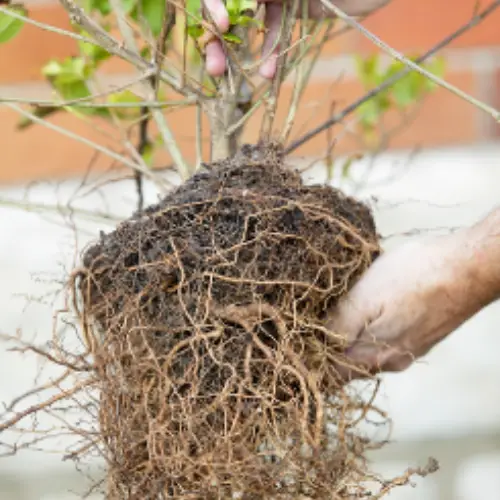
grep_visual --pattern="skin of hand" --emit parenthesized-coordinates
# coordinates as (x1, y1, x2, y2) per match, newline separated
(202, 0, 391, 78)
(326, 207, 500, 380)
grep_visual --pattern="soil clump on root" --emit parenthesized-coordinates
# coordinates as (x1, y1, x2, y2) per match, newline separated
(77, 143, 382, 499)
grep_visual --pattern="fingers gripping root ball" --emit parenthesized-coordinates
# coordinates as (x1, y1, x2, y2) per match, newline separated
(76, 143, 381, 499)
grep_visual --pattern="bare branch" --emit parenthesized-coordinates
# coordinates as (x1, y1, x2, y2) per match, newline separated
(135, 109, 150, 211)
(107, 0, 192, 179)
(5, 103, 161, 182)
(0, 96, 195, 108)
(286, 0, 500, 154)
(0, 5, 103, 45)
(57, 0, 191, 95)
(259, 0, 299, 140)
(0, 198, 121, 224)
(281, 20, 333, 142)
(226, 23, 327, 138)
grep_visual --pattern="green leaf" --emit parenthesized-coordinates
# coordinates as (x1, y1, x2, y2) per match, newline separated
(355, 54, 380, 88)
(17, 106, 61, 131)
(141, 142, 154, 167)
(358, 99, 380, 130)
(79, 38, 111, 66)
(232, 14, 263, 28)
(58, 80, 92, 101)
(59, 81, 110, 118)
(85, 0, 112, 15)
(325, 157, 335, 182)
(42, 57, 110, 118)
(226, 0, 241, 15)
(154, 133, 164, 147)
(392, 74, 420, 108)
(422, 56, 446, 91)
(140, 46, 152, 59)
(223, 33, 242, 44)
(0, 6, 26, 44)
(136, 0, 166, 36)
(107, 89, 143, 119)
(42, 57, 90, 84)
(226, 0, 256, 16)
(240, 0, 257, 11)
(341, 157, 355, 179)
(186, 0, 202, 27)
(187, 25, 203, 38)
(122, 0, 138, 14)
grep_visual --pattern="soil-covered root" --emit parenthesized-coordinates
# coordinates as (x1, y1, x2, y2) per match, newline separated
(75, 143, 383, 499)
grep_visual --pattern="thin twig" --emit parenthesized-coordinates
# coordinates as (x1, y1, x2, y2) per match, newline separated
(206, 7, 257, 161)
(259, 0, 298, 141)
(0, 96, 195, 108)
(2, 3, 193, 96)
(109, 0, 136, 52)
(107, 0, 192, 179)
(321, 0, 500, 121)
(0, 6, 100, 45)
(0, 198, 122, 223)
(0, 72, 188, 109)
(226, 21, 326, 138)
(4, 103, 156, 179)
(286, 0, 500, 154)
(153, 0, 176, 93)
(135, 108, 150, 211)
(109, 0, 148, 206)
(57, 0, 190, 95)
(281, 12, 313, 142)
(195, 66, 204, 169)
(281, 20, 333, 142)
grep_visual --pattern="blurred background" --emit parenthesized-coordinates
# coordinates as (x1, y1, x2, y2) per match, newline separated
(1, 0, 500, 498)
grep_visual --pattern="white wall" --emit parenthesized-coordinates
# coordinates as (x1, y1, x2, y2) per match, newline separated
(1, 141, 500, 499)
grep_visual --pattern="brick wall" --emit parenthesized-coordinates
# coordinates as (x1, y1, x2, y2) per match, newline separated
(1, 0, 500, 185)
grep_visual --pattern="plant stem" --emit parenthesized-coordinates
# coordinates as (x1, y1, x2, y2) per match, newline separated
(286, 0, 500, 154)
(135, 108, 149, 211)
(56, 0, 191, 95)
(5, 103, 154, 179)
(226, 21, 326, 138)
(208, 21, 254, 161)
(107, 0, 191, 180)
(259, 0, 299, 141)
(281, 20, 332, 142)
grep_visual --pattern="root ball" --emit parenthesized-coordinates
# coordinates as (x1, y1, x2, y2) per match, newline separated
(77, 143, 381, 499)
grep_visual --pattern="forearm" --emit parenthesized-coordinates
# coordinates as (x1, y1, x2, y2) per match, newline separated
(458, 207, 500, 312)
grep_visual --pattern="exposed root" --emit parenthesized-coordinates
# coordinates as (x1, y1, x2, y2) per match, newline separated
(0, 143, 438, 499)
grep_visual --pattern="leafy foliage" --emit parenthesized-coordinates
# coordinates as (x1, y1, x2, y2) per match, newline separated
(355, 53, 446, 132)
(0, 0, 444, 162)
(0, 5, 26, 44)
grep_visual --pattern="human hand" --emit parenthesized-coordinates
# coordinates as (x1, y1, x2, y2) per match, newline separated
(202, 0, 391, 79)
(326, 227, 491, 380)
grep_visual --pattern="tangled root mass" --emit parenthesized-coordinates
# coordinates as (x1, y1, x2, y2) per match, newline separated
(78, 143, 382, 499)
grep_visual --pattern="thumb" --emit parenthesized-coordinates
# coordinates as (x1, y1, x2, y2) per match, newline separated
(259, 2, 282, 79)
(325, 294, 370, 346)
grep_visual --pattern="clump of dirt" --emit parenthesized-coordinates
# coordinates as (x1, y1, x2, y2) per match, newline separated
(76, 143, 382, 499)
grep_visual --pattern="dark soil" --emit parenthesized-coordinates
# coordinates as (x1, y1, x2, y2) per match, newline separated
(77, 143, 381, 499)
